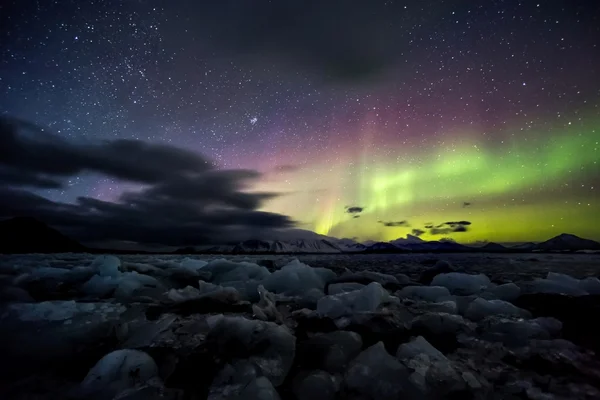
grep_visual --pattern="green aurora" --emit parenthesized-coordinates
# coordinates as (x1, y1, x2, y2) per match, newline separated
(259, 116, 599, 243)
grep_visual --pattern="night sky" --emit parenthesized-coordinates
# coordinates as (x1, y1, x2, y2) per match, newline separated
(1, 0, 599, 245)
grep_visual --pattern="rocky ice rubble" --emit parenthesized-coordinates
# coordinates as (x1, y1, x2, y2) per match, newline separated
(1, 254, 600, 399)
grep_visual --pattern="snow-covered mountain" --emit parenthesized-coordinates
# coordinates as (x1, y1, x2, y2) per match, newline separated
(228, 239, 342, 253)
(535, 233, 600, 251)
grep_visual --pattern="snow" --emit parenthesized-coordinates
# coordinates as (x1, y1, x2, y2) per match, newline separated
(317, 282, 393, 318)
(431, 272, 491, 295)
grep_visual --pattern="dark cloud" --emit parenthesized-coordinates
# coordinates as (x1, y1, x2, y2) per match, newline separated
(428, 220, 472, 235)
(0, 117, 211, 185)
(444, 221, 472, 226)
(411, 229, 425, 237)
(345, 206, 364, 214)
(193, 0, 442, 81)
(439, 238, 456, 243)
(379, 220, 410, 227)
(0, 117, 294, 245)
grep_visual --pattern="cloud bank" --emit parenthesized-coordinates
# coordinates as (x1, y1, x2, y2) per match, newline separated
(0, 117, 295, 246)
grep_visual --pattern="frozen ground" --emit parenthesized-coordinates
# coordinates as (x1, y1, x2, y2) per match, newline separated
(1, 252, 600, 399)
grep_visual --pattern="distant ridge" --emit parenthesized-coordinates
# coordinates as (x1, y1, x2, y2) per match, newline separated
(0, 217, 85, 253)
(2, 216, 599, 254)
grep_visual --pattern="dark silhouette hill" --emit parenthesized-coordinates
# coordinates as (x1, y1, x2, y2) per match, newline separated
(0, 217, 85, 253)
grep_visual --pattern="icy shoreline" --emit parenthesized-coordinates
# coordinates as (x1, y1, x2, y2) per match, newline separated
(1, 253, 600, 399)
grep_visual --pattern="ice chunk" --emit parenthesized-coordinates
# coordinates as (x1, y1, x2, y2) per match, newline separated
(329, 282, 365, 295)
(410, 313, 469, 336)
(208, 361, 258, 400)
(81, 274, 118, 297)
(344, 341, 415, 400)
(179, 257, 208, 272)
(239, 376, 281, 400)
(204, 259, 271, 284)
(528, 277, 588, 296)
(114, 272, 164, 300)
(465, 298, 531, 321)
(206, 315, 296, 386)
(263, 259, 334, 298)
(297, 331, 363, 373)
(293, 370, 337, 400)
(345, 270, 399, 286)
(579, 277, 600, 294)
(91, 255, 122, 278)
(80, 349, 158, 396)
(546, 272, 580, 286)
(398, 285, 451, 302)
(208, 361, 281, 400)
(489, 283, 521, 302)
(431, 272, 490, 295)
(31, 267, 71, 280)
(480, 317, 554, 346)
(252, 285, 283, 323)
(397, 336, 447, 362)
(4, 300, 85, 321)
(317, 282, 392, 319)
(532, 317, 562, 336)
(419, 260, 456, 284)
(218, 279, 262, 302)
(396, 336, 465, 395)
(165, 286, 201, 302)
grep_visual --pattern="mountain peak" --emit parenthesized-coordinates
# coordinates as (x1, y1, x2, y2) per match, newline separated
(537, 233, 600, 251)
(390, 234, 424, 245)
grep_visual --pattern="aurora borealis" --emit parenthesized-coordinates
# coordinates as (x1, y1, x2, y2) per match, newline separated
(1, 0, 599, 245)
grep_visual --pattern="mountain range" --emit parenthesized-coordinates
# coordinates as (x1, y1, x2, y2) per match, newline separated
(1, 217, 599, 254)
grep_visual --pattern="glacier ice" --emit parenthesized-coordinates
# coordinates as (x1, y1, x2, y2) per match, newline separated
(81, 349, 158, 396)
(488, 283, 521, 301)
(204, 259, 271, 284)
(317, 282, 393, 319)
(464, 298, 531, 321)
(398, 285, 451, 302)
(263, 258, 335, 298)
(344, 341, 414, 400)
(206, 315, 296, 386)
(91, 255, 122, 278)
(397, 335, 447, 362)
(431, 272, 491, 295)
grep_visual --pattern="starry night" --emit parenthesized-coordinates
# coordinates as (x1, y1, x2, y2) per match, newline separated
(1, 1, 600, 399)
